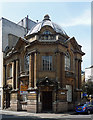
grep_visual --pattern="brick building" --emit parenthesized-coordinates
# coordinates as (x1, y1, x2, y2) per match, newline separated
(3, 15, 85, 113)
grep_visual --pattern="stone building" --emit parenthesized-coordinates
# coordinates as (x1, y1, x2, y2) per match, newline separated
(3, 15, 85, 113)
(85, 66, 93, 82)
(0, 16, 36, 110)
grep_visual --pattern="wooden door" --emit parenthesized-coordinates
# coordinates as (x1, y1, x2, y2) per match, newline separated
(6, 93, 10, 108)
(42, 91, 52, 111)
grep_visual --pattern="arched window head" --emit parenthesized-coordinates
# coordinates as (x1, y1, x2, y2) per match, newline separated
(43, 30, 51, 35)
(65, 52, 71, 71)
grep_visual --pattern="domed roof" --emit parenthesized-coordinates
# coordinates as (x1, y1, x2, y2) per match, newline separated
(26, 14, 67, 36)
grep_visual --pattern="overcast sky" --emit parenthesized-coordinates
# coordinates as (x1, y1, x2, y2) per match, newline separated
(0, 1, 91, 71)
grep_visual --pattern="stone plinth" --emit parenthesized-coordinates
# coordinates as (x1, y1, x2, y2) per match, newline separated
(27, 89, 37, 113)
(53, 102, 57, 113)
(53, 101, 68, 113)
(57, 101, 68, 112)
(10, 90, 21, 111)
(38, 102, 42, 113)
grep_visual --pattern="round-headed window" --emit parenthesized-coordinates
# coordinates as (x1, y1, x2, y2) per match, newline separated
(65, 52, 71, 71)
(43, 30, 51, 35)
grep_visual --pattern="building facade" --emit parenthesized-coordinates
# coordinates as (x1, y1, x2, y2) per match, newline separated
(85, 66, 93, 82)
(3, 15, 85, 113)
(0, 16, 36, 110)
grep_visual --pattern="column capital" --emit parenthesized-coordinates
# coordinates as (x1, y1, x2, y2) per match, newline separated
(15, 59, 19, 61)
(28, 49, 39, 56)
(55, 49, 65, 55)
(75, 58, 82, 62)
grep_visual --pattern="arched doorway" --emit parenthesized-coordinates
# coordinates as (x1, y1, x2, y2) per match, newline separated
(37, 77, 58, 112)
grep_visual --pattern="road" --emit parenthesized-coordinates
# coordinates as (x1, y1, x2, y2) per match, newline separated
(0, 110, 93, 120)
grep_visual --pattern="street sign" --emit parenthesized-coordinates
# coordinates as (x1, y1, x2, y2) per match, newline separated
(20, 84, 28, 95)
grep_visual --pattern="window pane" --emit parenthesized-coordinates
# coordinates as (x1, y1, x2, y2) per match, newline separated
(42, 56, 52, 71)
(24, 54, 29, 71)
(66, 85, 72, 102)
(43, 30, 51, 35)
(8, 64, 12, 77)
(65, 53, 70, 71)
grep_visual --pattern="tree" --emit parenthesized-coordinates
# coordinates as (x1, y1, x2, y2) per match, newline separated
(82, 80, 93, 96)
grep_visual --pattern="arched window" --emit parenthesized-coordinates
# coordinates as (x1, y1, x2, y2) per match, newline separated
(8, 64, 12, 78)
(24, 54, 29, 71)
(65, 52, 71, 71)
(43, 30, 51, 35)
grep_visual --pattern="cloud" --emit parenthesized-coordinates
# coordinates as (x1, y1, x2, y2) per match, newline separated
(60, 9, 91, 27)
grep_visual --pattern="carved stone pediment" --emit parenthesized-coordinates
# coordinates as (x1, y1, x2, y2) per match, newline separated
(37, 77, 58, 87)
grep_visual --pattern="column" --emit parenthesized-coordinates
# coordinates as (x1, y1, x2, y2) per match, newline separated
(20, 54, 25, 73)
(75, 59, 78, 89)
(3, 65, 7, 109)
(78, 60, 81, 89)
(61, 52, 65, 88)
(29, 54, 34, 88)
(34, 52, 37, 88)
(6, 63, 9, 82)
(16, 60, 19, 90)
(79, 60, 81, 89)
(4, 65, 7, 85)
(27, 52, 38, 113)
(10, 60, 20, 111)
(12, 62, 14, 90)
(56, 52, 61, 88)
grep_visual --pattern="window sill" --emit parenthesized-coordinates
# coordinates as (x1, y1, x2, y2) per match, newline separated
(39, 70, 55, 72)
(20, 101, 27, 104)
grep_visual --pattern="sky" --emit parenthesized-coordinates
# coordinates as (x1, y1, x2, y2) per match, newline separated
(0, 1, 91, 71)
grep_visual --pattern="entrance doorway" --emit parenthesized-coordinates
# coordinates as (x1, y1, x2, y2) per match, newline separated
(42, 91, 52, 111)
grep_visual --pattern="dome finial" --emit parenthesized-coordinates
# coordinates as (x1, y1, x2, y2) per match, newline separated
(43, 14, 51, 21)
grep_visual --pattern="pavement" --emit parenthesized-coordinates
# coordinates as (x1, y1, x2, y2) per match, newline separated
(0, 110, 92, 120)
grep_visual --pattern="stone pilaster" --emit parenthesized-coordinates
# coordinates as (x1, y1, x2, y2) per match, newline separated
(34, 52, 38, 88)
(61, 53, 65, 88)
(56, 52, 61, 88)
(78, 60, 81, 89)
(29, 54, 34, 88)
(55, 51, 65, 88)
(6, 63, 9, 82)
(3, 65, 6, 109)
(4, 65, 7, 86)
(27, 52, 38, 113)
(12, 62, 14, 90)
(21, 54, 25, 73)
(27, 89, 37, 113)
(75, 59, 78, 89)
(10, 91, 21, 111)
(16, 60, 19, 90)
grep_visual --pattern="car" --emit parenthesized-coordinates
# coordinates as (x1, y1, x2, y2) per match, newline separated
(75, 102, 93, 114)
